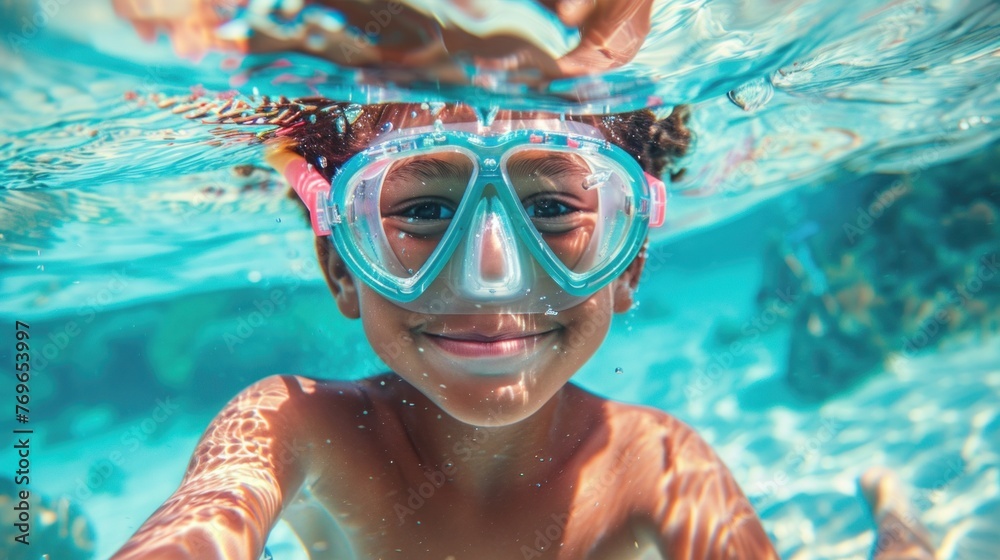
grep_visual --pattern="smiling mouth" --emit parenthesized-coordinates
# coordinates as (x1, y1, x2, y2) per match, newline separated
(423, 330, 557, 359)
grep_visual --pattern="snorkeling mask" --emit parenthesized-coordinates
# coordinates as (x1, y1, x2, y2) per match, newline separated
(290, 119, 667, 314)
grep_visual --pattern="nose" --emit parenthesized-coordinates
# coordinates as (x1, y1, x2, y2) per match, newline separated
(454, 196, 529, 301)
(479, 212, 510, 281)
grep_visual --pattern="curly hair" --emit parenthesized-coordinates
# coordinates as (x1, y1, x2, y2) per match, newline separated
(267, 100, 692, 183)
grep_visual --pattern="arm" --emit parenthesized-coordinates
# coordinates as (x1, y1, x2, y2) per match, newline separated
(652, 422, 779, 560)
(112, 375, 315, 559)
(113, 0, 652, 79)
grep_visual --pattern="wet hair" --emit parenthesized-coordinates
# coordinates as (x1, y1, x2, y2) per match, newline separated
(214, 99, 692, 220)
(267, 100, 692, 183)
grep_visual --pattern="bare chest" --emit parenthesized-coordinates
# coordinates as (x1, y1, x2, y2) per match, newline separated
(289, 466, 661, 560)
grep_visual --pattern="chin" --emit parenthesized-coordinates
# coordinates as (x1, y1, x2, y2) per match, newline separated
(440, 403, 545, 427)
(420, 372, 563, 426)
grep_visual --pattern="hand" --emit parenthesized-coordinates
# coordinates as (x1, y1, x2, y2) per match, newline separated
(112, 0, 249, 60)
(299, 0, 657, 79)
(113, 0, 655, 80)
(539, 0, 656, 77)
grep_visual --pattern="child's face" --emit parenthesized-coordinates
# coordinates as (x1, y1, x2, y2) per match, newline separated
(313, 116, 649, 426)
(317, 241, 643, 426)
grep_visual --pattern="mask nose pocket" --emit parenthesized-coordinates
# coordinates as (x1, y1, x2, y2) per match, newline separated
(453, 196, 532, 301)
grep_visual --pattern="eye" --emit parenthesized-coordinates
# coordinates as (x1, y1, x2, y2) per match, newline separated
(524, 198, 575, 219)
(397, 200, 456, 221)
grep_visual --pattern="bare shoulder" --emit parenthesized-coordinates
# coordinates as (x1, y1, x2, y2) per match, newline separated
(193, 375, 376, 473)
(559, 387, 730, 474)
(231, 374, 376, 419)
(596, 399, 778, 559)
(597, 398, 708, 459)
(208, 374, 360, 438)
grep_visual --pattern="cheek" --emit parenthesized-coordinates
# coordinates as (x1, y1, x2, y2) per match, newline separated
(561, 291, 614, 354)
(381, 224, 440, 273)
(357, 288, 416, 365)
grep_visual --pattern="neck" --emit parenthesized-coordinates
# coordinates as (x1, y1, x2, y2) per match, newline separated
(386, 377, 601, 500)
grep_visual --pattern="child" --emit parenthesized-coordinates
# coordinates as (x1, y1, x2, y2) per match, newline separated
(112, 102, 935, 559)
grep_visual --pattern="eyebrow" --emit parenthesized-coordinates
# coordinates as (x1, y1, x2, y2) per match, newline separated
(507, 153, 589, 179)
(390, 157, 473, 182)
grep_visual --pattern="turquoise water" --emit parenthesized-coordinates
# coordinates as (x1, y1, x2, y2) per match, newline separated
(1, 0, 999, 558)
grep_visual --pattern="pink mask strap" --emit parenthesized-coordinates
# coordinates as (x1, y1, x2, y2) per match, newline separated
(645, 172, 668, 228)
(285, 159, 332, 236)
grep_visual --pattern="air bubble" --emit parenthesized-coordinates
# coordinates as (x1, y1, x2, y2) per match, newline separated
(317, 155, 328, 169)
(615, 367, 624, 375)
(728, 77, 774, 112)
(344, 104, 363, 124)
(381, 122, 394, 133)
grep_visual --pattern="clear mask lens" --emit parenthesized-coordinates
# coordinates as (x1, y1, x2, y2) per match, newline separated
(331, 130, 653, 314)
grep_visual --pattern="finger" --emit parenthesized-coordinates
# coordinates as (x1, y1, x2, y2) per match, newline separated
(133, 22, 160, 42)
(169, 23, 214, 61)
(534, 0, 595, 28)
(556, 0, 653, 76)
(556, 0, 596, 27)
(470, 44, 561, 83)
(243, 23, 383, 66)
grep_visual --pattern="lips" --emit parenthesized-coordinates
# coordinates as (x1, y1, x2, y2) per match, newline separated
(423, 330, 556, 359)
